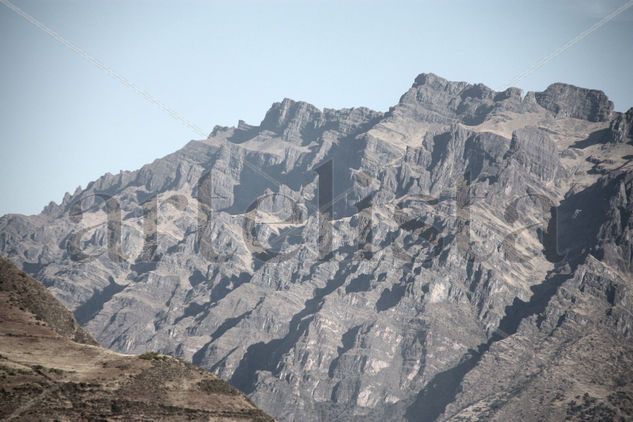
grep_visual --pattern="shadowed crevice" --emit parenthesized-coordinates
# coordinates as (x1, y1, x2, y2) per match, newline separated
(404, 176, 618, 421)
(74, 277, 125, 325)
(230, 247, 359, 393)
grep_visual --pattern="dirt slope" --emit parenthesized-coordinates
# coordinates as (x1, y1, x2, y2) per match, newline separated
(0, 257, 273, 421)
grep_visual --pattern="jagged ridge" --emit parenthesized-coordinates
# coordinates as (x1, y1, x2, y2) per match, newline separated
(1, 72, 633, 421)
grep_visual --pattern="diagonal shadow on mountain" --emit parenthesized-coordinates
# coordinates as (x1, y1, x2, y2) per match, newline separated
(404, 176, 618, 422)
(74, 277, 125, 325)
(231, 245, 361, 393)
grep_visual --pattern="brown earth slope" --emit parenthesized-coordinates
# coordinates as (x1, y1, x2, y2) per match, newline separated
(0, 257, 273, 421)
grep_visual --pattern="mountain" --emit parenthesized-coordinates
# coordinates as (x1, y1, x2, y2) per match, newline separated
(0, 257, 273, 421)
(1, 72, 633, 421)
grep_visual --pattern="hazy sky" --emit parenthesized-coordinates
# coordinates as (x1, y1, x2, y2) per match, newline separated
(1, 0, 633, 215)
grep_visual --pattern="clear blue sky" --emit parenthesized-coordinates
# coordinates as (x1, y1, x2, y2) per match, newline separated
(1, 0, 632, 215)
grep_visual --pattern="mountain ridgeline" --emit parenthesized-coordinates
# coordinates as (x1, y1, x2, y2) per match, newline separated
(2, 73, 633, 421)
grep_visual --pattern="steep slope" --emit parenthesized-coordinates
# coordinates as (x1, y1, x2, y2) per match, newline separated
(436, 172, 633, 421)
(0, 257, 273, 421)
(1, 73, 632, 421)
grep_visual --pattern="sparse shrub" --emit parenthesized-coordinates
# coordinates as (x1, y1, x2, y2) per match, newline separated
(111, 401, 123, 413)
(138, 352, 165, 361)
(198, 378, 238, 395)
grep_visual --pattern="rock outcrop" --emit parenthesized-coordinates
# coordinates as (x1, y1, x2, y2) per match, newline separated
(1, 73, 632, 421)
(535, 82, 614, 122)
(608, 108, 633, 144)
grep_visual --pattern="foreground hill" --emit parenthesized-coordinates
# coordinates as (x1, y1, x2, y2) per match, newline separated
(2, 73, 633, 420)
(0, 257, 273, 421)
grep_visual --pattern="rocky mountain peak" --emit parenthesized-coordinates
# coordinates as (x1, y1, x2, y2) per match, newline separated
(2, 72, 633, 422)
(411, 72, 471, 95)
(259, 98, 323, 135)
(396, 73, 499, 125)
(535, 82, 614, 122)
(494, 86, 523, 101)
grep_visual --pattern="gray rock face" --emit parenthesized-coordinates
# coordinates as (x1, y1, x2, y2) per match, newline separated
(1, 73, 632, 421)
(437, 172, 633, 421)
(535, 82, 614, 122)
(607, 108, 633, 144)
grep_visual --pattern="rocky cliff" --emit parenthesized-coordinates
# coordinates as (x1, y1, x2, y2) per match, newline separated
(1, 73, 632, 421)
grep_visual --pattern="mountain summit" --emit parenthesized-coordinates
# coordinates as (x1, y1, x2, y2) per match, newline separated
(1, 73, 633, 421)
